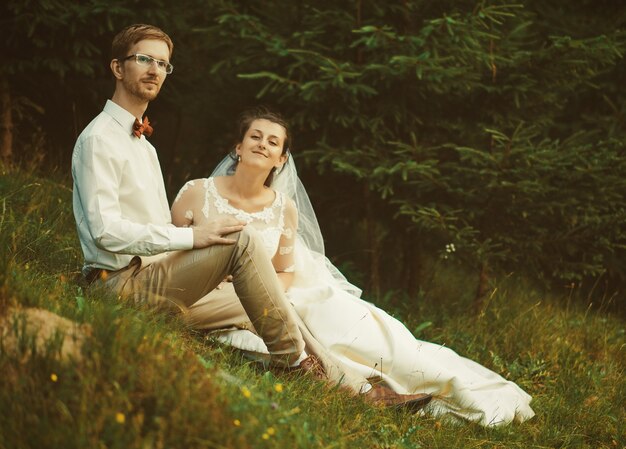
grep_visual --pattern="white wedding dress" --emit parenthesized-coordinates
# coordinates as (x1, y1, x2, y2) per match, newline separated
(177, 176, 535, 427)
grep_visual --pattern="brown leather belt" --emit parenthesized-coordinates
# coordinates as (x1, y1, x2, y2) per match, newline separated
(84, 258, 140, 286)
(84, 268, 109, 285)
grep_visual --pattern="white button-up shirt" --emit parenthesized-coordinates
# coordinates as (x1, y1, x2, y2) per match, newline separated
(72, 100, 193, 274)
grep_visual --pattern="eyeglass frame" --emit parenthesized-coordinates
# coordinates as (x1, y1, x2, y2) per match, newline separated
(119, 53, 174, 74)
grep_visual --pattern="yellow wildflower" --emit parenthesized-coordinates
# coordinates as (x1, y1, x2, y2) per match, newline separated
(50, 373, 58, 382)
(241, 386, 252, 398)
(262, 433, 270, 440)
(267, 427, 276, 436)
(233, 419, 241, 427)
(115, 412, 126, 424)
(274, 383, 283, 393)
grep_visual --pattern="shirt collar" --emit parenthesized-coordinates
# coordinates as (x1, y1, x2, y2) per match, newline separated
(103, 100, 141, 136)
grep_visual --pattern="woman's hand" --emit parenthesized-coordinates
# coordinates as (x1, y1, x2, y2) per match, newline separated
(276, 271, 294, 292)
(216, 275, 234, 290)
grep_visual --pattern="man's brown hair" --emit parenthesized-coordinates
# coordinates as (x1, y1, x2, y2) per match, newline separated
(111, 24, 173, 60)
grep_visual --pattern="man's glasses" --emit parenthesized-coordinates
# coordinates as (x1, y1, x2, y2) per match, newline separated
(121, 53, 173, 74)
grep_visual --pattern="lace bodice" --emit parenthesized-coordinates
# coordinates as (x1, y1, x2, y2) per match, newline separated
(206, 177, 289, 257)
(173, 177, 296, 271)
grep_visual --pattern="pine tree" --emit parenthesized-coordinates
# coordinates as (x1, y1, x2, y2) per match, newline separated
(202, 0, 626, 300)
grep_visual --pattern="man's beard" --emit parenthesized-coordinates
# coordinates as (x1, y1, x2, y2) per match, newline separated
(124, 77, 160, 102)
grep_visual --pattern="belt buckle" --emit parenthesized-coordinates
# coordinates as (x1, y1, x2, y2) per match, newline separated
(85, 268, 104, 284)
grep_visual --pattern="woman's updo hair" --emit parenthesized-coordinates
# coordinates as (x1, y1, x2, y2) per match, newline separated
(236, 107, 291, 187)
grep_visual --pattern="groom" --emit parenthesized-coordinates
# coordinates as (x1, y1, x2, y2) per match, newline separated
(71, 24, 309, 369)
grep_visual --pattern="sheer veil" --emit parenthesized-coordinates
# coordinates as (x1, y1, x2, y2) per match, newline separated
(210, 154, 362, 297)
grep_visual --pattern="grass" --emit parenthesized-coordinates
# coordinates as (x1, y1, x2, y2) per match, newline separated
(0, 167, 625, 448)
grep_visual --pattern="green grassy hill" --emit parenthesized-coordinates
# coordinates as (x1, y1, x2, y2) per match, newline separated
(1, 168, 624, 448)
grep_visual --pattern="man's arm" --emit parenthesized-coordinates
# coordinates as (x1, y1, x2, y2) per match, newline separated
(73, 135, 193, 255)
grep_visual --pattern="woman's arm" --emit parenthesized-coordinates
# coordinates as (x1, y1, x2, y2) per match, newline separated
(272, 198, 298, 291)
(171, 180, 201, 227)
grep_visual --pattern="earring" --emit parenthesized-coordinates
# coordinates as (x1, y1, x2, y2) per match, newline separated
(237, 155, 242, 163)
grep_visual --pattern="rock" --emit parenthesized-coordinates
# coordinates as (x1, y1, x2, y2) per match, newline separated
(0, 307, 91, 362)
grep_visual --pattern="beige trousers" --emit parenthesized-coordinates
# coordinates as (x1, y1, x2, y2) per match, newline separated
(198, 283, 369, 393)
(100, 227, 305, 367)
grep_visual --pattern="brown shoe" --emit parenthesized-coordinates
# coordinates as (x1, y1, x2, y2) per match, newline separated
(365, 384, 432, 413)
(278, 354, 328, 381)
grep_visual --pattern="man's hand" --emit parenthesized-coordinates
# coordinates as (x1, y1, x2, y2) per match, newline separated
(192, 217, 246, 248)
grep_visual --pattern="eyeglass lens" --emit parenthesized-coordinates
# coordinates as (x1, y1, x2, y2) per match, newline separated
(133, 54, 173, 74)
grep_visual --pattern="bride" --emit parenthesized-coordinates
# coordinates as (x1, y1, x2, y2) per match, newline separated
(171, 109, 535, 427)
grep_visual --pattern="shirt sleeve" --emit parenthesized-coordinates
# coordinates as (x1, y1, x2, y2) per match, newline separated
(73, 135, 194, 255)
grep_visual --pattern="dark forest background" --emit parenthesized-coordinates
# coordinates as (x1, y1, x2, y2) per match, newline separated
(1, 0, 625, 308)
